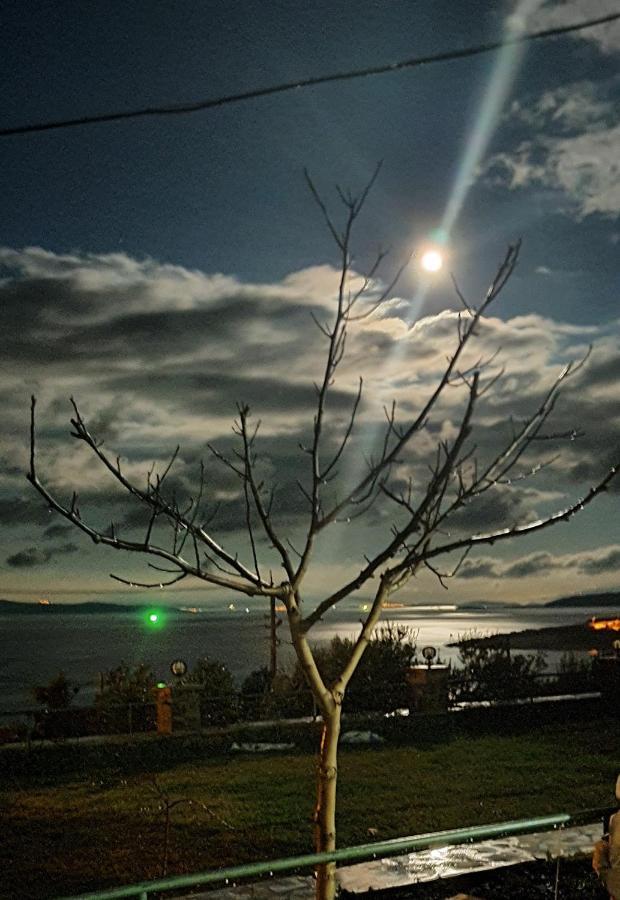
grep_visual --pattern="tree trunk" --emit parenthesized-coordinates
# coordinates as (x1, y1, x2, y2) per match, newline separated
(314, 702, 341, 900)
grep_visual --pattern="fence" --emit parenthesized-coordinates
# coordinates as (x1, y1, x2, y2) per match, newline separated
(55, 807, 612, 899)
(448, 667, 600, 705)
(0, 702, 157, 745)
(0, 667, 605, 745)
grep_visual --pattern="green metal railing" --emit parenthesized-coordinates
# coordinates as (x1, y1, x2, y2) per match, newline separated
(56, 808, 610, 900)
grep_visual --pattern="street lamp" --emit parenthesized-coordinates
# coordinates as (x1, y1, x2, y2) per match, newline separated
(421, 645, 437, 669)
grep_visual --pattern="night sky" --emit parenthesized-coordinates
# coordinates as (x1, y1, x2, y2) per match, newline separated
(1, 0, 619, 606)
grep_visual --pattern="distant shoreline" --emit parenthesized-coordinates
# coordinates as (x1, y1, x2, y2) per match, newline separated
(448, 618, 620, 652)
(0, 599, 180, 616)
(2, 588, 620, 614)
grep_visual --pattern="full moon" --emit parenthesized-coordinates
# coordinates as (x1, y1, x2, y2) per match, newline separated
(421, 249, 443, 273)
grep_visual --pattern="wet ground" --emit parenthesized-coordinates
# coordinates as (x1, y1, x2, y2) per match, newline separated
(181, 822, 606, 900)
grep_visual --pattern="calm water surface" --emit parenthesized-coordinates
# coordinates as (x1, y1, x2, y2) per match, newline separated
(0, 602, 611, 711)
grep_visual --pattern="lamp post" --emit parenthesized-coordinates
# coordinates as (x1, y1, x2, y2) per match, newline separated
(421, 645, 437, 669)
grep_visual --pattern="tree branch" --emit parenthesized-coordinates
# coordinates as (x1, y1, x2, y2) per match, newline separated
(420, 464, 619, 565)
(28, 397, 283, 598)
(302, 372, 479, 631)
(318, 242, 521, 530)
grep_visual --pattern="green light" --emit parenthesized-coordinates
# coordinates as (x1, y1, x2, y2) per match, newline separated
(144, 608, 166, 629)
(156, 682, 167, 689)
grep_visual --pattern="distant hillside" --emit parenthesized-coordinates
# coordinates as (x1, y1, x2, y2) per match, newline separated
(449, 620, 619, 652)
(545, 591, 620, 609)
(0, 600, 179, 615)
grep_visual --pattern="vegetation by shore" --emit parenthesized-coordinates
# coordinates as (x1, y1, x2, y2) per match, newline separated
(2, 706, 618, 899)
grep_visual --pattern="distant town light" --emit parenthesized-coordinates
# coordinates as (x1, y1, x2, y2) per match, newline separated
(588, 617, 620, 632)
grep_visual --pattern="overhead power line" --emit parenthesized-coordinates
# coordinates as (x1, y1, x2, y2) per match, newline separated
(1, 11, 618, 139)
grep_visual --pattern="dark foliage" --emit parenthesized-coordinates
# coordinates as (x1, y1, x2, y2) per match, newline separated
(240, 666, 277, 720)
(553, 650, 597, 694)
(451, 640, 547, 702)
(33, 670, 79, 709)
(188, 657, 239, 726)
(97, 662, 156, 705)
(274, 624, 418, 716)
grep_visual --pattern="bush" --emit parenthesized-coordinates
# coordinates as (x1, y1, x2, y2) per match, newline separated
(552, 651, 596, 694)
(237, 666, 316, 721)
(31, 671, 82, 740)
(96, 662, 156, 705)
(33, 671, 79, 709)
(188, 657, 239, 726)
(239, 666, 272, 720)
(451, 639, 547, 703)
(284, 623, 417, 715)
(0, 721, 29, 745)
(269, 671, 316, 718)
(93, 662, 157, 735)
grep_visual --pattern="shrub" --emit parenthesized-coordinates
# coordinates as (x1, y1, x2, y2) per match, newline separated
(240, 666, 275, 720)
(94, 662, 157, 734)
(285, 623, 417, 715)
(188, 658, 239, 726)
(97, 662, 156, 705)
(31, 671, 82, 739)
(553, 651, 596, 694)
(0, 721, 29, 745)
(451, 640, 547, 703)
(33, 670, 79, 709)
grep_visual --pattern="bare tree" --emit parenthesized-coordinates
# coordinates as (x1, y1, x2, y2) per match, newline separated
(28, 169, 618, 900)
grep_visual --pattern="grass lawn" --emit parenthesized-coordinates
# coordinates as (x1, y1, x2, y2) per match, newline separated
(2, 713, 618, 899)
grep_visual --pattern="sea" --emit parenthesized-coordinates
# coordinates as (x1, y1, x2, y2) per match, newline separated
(0, 601, 614, 714)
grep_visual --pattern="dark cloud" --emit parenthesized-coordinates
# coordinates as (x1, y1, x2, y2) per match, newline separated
(458, 552, 560, 581)
(86, 404, 124, 442)
(106, 371, 356, 416)
(502, 552, 556, 579)
(0, 255, 333, 370)
(575, 353, 620, 391)
(458, 544, 620, 581)
(6, 546, 51, 567)
(565, 448, 620, 495)
(6, 541, 79, 568)
(458, 558, 501, 579)
(42, 523, 73, 539)
(577, 547, 620, 575)
(0, 456, 22, 477)
(55, 541, 79, 555)
(448, 486, 539, 534)
(0, 496, 53, 527)
(116, 430, 321, 537)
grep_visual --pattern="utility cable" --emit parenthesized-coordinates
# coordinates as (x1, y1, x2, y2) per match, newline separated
(1, 10, 618, 138)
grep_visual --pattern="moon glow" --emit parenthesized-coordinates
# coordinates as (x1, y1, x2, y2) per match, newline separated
(421, 249, 443, 273)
